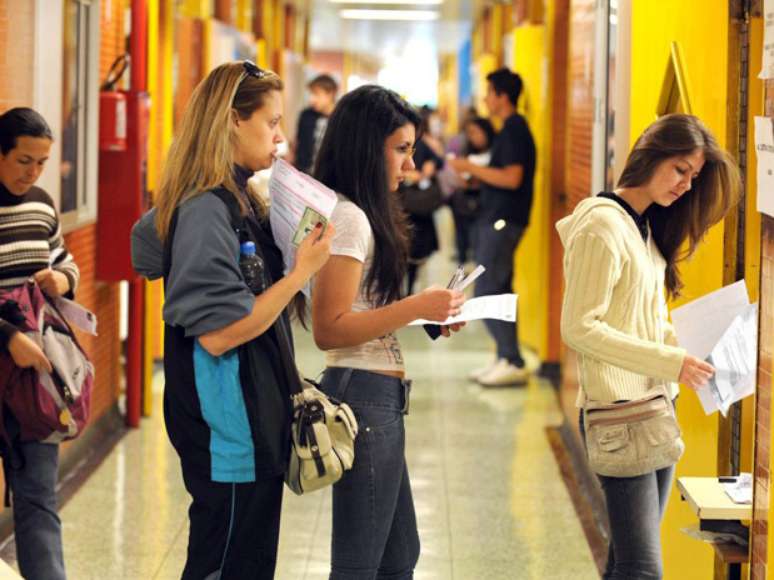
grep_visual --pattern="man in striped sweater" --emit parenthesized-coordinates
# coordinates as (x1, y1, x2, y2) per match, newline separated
(0, 107, 79, 580)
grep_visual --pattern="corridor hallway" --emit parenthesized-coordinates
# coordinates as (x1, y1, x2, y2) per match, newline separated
(0, 216, 597, 579)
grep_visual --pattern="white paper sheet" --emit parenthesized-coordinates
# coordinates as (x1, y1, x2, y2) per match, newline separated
(698, 303, 758, 416)
(722, 473, 753, 505)
(54, 297, 98, 336)
(268, 159, 338, 293)
(409, 293, 517, 326)
(755, 116, 774, 218)
(671, 280, 750, 360)
(761, 0, 774, 79)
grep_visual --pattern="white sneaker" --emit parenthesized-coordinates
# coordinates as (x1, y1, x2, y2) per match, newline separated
(478, 359, 530, 387)
(468, 359, 500, 381)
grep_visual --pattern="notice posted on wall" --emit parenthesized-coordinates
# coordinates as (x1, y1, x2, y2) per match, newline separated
(762, 0, 774, 79)
(268, 159, 338, 294)
(754, 116, 774, 218)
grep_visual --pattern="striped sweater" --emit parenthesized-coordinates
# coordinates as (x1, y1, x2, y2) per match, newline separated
(0, 183, 80, 348)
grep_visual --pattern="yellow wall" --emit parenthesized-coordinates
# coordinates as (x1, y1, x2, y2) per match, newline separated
(512, 24, 550, 360)
(630, 1, 729, 577)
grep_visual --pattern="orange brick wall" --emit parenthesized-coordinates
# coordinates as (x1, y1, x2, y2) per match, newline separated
(753, 216, 774, 578)
(62, 226, 122, 425)
(0, 0, 125, 426)
(100, 0, 127, 87)
(0, 0, 34, 110)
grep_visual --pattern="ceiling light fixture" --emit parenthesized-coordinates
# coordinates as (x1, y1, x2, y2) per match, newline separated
(331, 0, 442, 4)
(339, 9, 440, 20)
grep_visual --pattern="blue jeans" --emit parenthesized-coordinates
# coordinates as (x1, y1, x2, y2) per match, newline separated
(473, 220, 525, 367)
(6, 441, 66, 580)
(320, 368, 420, 580)
(580, 411, 673, 579)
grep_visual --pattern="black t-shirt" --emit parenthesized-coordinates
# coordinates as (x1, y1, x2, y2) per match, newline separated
(414, 138, 444, 171)
(480, 113, 536, 226)
(294, 107, 322, 174)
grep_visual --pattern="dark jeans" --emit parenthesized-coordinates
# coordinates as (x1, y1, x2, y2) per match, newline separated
(473, 220, 525, 367)
(6, 441, 65, 580)
(452, 212, 475, 266)
(320, 368, 420, 580)
(579, 412, 674, 579)
(180, 468, 283, 580)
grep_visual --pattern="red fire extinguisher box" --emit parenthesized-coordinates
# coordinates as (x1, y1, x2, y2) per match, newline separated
(96, 90, 150, 282)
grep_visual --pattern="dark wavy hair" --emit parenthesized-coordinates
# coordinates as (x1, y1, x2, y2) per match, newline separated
(486, 68, 523, 106)
(313, 85, 420, 305)
(0, 107, 53, 154)
(618, 114, 741, 298)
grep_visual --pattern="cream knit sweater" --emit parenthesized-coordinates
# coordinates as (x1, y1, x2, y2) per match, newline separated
(556, 196, 686, 406)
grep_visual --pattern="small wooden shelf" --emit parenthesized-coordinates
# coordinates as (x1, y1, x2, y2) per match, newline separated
(677, 477, 752, 521)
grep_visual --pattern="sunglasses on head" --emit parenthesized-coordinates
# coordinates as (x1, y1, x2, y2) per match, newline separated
(242, 60, 267, 80)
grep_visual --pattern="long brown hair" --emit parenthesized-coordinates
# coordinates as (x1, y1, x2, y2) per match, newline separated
(154, 62, 283, 240)
(617, 114, 741, 298)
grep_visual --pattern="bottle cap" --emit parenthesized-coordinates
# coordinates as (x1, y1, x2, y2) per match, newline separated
(240, 241, 256, 255)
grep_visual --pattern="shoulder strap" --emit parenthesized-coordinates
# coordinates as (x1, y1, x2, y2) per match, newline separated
(162, 189, 244, 281)
(209, 187, 246, 241)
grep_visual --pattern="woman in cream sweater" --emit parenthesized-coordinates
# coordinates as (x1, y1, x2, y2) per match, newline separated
(557, 114, 740, 579)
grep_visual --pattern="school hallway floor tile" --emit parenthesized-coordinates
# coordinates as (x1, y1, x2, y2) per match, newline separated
(0, 222, 598, 579)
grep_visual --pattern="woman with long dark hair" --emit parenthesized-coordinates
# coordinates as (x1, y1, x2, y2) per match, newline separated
(558, 113, 741, 579)
(131, 61, 332, 579)
(311, 86, 465, 579)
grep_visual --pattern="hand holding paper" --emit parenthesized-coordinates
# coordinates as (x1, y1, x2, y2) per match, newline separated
(412, 294, 518, 327)
(268, 159, 338, 295)
(671, 280, 758, 416)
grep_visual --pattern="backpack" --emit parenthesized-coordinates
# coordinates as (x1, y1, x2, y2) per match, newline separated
(0, 281, 93, 443)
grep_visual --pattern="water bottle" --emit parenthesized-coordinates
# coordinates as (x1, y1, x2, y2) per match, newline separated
(239, 241, 265, 295)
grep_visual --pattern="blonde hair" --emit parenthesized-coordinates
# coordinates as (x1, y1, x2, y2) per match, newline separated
(154, 61, 283, 240)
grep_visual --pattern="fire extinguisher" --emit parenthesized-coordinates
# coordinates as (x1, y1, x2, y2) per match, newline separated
(99, 54, 130, 152)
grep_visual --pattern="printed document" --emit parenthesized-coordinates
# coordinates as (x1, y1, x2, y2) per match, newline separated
(671, 281, 758, 415)
(410, 294, 517, 326)
(761, 0, 774, 79)
(755, 116, 774, 218)
(701, 303, 758, 417)
(268, 159, 338, 292)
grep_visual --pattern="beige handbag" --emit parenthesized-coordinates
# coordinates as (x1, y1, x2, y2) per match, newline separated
(583, 386, 684, 478)
(285, 379, 359, 495)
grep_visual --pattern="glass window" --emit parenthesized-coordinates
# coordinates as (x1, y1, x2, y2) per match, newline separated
(61, 0, 91, 216)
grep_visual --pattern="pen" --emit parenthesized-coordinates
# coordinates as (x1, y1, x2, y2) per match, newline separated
(448, 266, 464, 290)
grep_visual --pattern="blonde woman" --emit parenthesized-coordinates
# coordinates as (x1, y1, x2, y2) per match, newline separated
(131, 61, 332, 579)
(558, 114, 740, 579)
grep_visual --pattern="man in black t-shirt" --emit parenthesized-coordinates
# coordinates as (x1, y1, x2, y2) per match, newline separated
(448, 67, 536, 386)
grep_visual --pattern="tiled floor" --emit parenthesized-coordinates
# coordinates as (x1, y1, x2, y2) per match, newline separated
(48, 323, 596, 579)
(4, 214, 599, 579)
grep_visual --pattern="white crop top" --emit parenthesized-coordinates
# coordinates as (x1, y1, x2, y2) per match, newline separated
(319, 196, 405, 373)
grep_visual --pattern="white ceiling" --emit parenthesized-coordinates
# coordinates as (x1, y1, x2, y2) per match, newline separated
(305, 0, 475, 59)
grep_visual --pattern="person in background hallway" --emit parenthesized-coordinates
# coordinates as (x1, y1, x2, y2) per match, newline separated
(557, 114, 740, 580)
(0, 107, 80, 580)
(131, 61, 332, 579)
(445, 105, 478, 158)
(403, 106, 444, 295)
(312, 85, 465, 580)
(448, 67, 536, 387)
(449, 116, 496, 267)
(294, 73, 339, 174)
